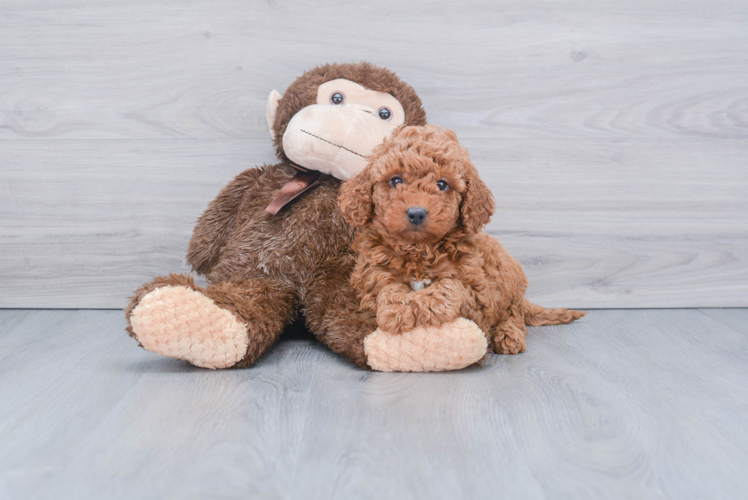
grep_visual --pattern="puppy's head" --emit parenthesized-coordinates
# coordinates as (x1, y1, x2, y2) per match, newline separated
(339, 125, 495, 244)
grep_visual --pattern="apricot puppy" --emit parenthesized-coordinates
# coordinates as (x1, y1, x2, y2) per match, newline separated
(339, 125, 584, 355)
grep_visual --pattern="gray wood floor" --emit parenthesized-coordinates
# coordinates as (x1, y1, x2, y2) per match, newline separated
(1, 309, 746, 499)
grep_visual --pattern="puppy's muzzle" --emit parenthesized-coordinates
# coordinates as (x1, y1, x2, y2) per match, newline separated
(406, 207, 428, 226)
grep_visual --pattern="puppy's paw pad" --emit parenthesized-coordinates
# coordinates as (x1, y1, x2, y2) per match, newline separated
(363, 318, 487, 372)
(130, 286, 248, 369)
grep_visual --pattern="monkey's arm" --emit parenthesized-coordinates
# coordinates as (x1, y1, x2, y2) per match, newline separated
(186, 168, 260, 276)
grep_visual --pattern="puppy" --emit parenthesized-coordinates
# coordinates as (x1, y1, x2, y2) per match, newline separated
(338, 125, 584, 355)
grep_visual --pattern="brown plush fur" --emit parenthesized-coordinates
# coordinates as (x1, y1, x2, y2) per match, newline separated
(126, 63, 426, 369)
(339, 125, 585, 354)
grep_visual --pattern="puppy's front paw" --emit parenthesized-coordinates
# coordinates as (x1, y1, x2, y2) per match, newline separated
(376, 304, 417, 334)
(417, 301, 461, 328)
(413, 286, 463, 328)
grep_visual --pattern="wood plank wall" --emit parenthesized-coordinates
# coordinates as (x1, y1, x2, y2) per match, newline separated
(1, 0, 746, 308)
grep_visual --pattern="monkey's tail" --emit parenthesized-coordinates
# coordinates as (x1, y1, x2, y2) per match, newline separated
(523, 299, 586, 326)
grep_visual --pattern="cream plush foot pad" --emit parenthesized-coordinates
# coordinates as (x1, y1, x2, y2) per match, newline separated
(130, 286, 249, 369)
(363, 318, 488, 372)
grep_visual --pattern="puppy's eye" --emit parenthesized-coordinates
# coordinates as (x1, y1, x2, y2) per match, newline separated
(330, 92, 344, 105)
(390, 176, 403, 188)
(436, 180, 449, 191)
(378, 107, 392, 121)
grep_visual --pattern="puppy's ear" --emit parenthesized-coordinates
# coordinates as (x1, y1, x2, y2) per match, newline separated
(460, 162, 495, 234)
(338, 165, 375, 227)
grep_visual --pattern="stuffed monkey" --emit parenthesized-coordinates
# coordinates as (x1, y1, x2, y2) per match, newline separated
(125, 62, 489, 372)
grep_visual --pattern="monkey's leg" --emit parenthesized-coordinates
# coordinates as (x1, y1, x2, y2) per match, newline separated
(304, 271, 488, 372)
(303, 275, 376, 369)
(126, 274, 296, 369)
(362, 319, 488, 372)
(490, 305, 529, 355)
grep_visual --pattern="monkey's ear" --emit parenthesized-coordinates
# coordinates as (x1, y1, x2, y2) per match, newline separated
(338, 166, 375, 228)
(460, 162, 495, 235)
(266, 90, 282, 140)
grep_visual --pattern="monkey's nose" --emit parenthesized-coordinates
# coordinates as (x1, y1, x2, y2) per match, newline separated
(406, 207, 428, 225)
(347, 103, 376, 114)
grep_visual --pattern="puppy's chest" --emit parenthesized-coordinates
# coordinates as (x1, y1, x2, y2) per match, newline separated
(394, 261, 453, 292)
(409, 277, 431, 292)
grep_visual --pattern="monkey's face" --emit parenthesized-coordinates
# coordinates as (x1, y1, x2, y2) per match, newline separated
(275, 79, 406, 180)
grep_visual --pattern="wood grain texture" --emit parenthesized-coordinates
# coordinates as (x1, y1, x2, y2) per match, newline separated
(1, 139, 745, 308)
(0, 309, 747, 499)
(0, 0, 746, 308)
(1, 0, 746, 141)
(698, 308, 748, 334)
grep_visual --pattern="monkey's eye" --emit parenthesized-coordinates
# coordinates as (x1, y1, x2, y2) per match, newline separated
(390, 176, 403, 188)
(378, 107, 392, 121)
(436, 180, 449, 191)
(330, 92, 344, 105)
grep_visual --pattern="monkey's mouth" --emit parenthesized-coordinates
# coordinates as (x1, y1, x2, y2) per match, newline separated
(300, 129, 366, 159)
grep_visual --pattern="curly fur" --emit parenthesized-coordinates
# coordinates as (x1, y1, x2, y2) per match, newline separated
(339, 125, 585, 354)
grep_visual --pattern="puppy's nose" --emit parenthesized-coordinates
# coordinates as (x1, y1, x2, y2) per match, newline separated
(406, 207, 428, 225)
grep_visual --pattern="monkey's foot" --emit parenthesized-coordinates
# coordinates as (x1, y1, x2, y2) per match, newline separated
(129, 286, 248, 369)
(363, 318, 488, 372)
